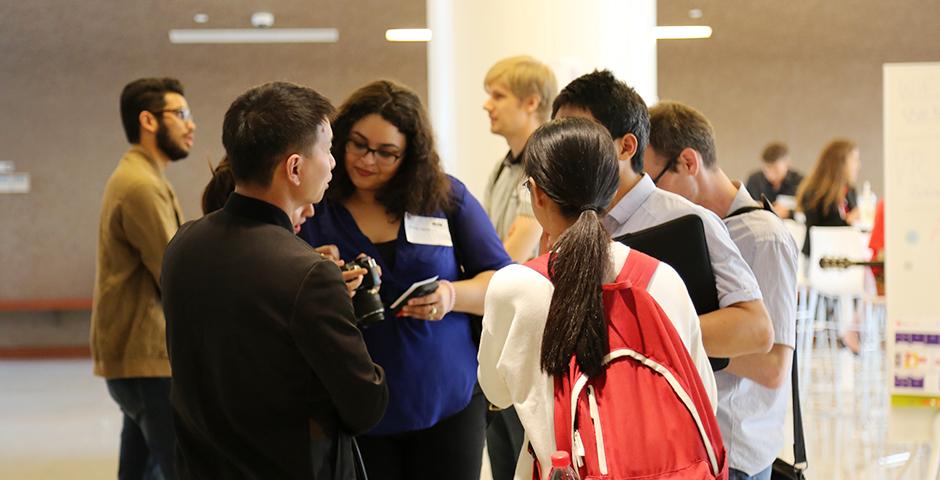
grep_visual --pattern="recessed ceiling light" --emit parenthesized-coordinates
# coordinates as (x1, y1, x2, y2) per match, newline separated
(168, 28, 339, 44)
(193, 13, 209, 24)
(689, 9, 703, 19)
(655, 26, 712, 40)
(385, 29, 432, 42)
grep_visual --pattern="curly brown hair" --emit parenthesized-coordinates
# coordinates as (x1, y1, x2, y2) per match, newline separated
(326, 80, 452, 217)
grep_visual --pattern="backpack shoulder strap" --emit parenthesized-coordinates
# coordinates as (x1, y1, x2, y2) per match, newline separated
(615, 248, 659, 290)
(524, 253, 551, 279)
(526, 249, 659, 289)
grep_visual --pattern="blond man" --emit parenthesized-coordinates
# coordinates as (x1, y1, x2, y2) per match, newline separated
(482, 55, 557, 262)
(481, 55, 557, 480)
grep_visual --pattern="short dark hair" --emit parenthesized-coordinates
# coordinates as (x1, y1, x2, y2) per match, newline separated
(761, 142, 789, 164)
(327, 80, 452, 217)
(648, 101, 718, 170)
(551, 70, 649, 174)
(222, 82, 334, 187)
(120, 78, 184, 143)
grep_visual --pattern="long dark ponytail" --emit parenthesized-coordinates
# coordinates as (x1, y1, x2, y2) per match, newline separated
(524, 117, 620, 377)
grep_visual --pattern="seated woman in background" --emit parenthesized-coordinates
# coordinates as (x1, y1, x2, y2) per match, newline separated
(796, 139, 861, 256)
(478, 118, 717, 478)
(298, 80, 511, 479)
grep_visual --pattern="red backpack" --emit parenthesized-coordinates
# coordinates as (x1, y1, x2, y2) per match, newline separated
(525, 249, 727, 480)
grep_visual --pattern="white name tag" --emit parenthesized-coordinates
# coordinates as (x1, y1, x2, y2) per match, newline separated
(404, 213, 453, 247)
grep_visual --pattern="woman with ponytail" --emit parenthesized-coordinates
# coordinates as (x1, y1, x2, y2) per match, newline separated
(478, 117, 715, 479)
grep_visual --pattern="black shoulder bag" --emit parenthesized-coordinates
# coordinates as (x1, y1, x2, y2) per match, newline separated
(726, 195, 807, 479)
(771, 345, 807, 479)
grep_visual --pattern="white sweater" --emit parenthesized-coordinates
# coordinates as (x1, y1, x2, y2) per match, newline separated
(478, 242, 717, 480)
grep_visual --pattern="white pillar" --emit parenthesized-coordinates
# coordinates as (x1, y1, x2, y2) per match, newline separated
(427, 0, 658, 198)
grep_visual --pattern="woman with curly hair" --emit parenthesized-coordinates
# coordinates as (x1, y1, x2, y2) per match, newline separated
(299, 80, 511, 479)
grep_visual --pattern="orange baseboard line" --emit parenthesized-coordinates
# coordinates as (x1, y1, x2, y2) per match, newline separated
(0, 345, 91, 359)
(0, 298, 93, 312)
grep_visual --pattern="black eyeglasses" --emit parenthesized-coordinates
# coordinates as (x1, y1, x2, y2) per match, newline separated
(346, 137, 402, 166)
(152, 107, 194, 123)
(652, 155, 679, 185)
(521, 177, 532, 193)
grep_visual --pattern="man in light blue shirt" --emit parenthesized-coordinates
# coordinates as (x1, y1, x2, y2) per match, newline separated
(552, 70, 774, 362)
(645, 101, 799, 480)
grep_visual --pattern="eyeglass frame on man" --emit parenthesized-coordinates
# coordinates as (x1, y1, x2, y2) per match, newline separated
(345, 136, 402, 166)
(652, 154, 679, 185)
(151, 107, 194, 123)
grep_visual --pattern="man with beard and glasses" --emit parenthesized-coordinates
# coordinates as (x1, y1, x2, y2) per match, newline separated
(91, 77, 195, 480)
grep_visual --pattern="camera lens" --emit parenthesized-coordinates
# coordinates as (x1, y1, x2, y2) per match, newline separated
(344, 256, 385, 327)
(353, 288, 385, 327)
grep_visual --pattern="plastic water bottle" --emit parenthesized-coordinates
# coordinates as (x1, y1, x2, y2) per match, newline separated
(858, 180, 877, 231)
(548, 451, 580, 480)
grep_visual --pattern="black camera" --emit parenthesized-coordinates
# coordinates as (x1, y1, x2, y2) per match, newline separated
(344, 256, 384, 327)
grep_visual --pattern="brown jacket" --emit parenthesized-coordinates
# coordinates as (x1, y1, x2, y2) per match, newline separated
(91, 146, 183, 378)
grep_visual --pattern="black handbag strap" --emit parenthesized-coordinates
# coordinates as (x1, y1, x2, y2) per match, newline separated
(791, 344, 807, 468)
(726, 192, 806, 470)
(727, 194, 776, 219)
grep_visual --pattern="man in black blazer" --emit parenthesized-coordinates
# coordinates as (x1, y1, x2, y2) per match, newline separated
(162, 81, 388, 479)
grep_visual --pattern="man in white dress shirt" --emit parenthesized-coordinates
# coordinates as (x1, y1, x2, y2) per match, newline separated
(645, 101, 799, 480)
(550, 70, 774, 362)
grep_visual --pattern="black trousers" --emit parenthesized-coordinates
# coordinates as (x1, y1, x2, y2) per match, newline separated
(486, 407, 525, 480)
(357, 391, 487, 480)
(105, 378, 177, 480)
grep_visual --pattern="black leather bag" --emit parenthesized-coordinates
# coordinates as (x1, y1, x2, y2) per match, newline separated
(310, 433, 369, 480)
(614, 214, 729, 371)
(771, 457, 805, 480)
(771, 344, 807, 479)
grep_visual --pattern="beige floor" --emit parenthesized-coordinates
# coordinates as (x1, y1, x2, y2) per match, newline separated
(0, 359, 120, 479)
(0, 343, 933, 479)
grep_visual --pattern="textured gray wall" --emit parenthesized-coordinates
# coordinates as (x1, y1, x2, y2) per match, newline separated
(0, 1, 427, 300)
(657, 0, 940, 196)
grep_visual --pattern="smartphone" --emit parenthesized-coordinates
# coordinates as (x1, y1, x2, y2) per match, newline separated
(389, 280, 440, 315)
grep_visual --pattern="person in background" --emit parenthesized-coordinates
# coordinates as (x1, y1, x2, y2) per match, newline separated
(91, 77, 194, 480)
(646, 101, 799, 480)
(162, 81, 388, 478)
(298, 80, 512, 480)
(745, 142, 803, 218)
(551, 70, 773, 366)
(796, 139, 861, 256)
(201, 158, 236, 216)
(482, 55, 557, 262)
(481, 54, 557, 480)
(868, 199, 886, 295)
(478, 117, 716, 479)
